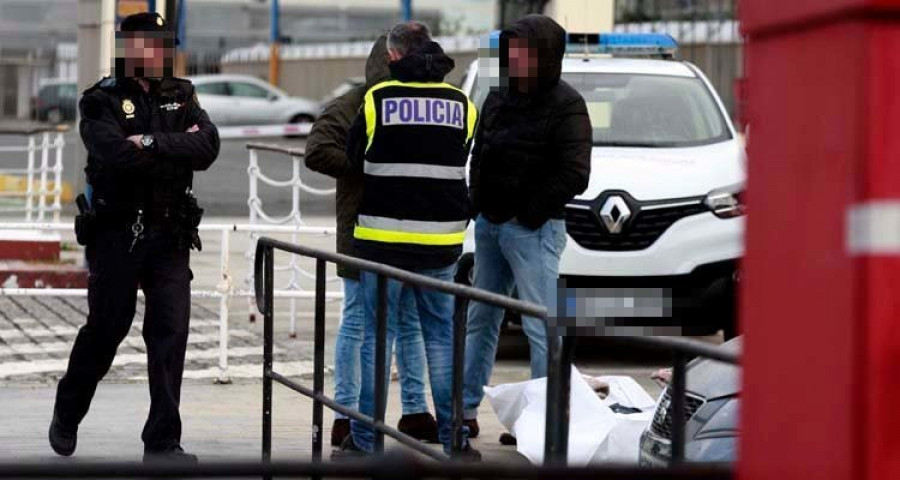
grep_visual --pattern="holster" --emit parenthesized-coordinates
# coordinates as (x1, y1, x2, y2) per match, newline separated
(173, 189, 204, 252)
(74, 194, 96, 246)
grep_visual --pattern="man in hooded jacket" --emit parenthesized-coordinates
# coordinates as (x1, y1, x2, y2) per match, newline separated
(337, 22, 479, 460)
(463, 14, 592, 438)
(305, 35, 438, 447)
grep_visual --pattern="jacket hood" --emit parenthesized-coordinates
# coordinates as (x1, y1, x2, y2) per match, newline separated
(502, 14, 567, 92)
(389, 41, 455, 83)
(365, 35, 391, 88)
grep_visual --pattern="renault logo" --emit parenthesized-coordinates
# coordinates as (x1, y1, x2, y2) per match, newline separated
(599, 196, 631, 234)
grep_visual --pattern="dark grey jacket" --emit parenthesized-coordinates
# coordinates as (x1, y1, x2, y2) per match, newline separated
(304, 36, 389, 278)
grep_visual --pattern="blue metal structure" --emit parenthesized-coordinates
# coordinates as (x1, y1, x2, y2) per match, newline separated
(401, 0, 412, 21)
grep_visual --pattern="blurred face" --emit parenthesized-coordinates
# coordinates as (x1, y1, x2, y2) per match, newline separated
(507, 37, 537, 79)
(114, 31, 175, 78)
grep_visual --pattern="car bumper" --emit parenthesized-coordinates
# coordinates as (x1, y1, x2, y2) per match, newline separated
(560, 212, 744, 277)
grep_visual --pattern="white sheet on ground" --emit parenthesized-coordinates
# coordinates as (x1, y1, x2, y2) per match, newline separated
(484, 367, 656, 465)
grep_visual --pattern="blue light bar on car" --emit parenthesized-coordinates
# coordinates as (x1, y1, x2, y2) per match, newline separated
(566, 33, 678, 57)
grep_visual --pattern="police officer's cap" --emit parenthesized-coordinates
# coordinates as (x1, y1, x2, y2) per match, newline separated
(120, 12, 180, 44)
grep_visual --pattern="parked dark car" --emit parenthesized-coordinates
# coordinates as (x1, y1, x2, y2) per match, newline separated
(639, 336, 740, 466)
(32, 80, 78, 124)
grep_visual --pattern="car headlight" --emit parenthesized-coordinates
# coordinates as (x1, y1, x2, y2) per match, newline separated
(704, 184, 746, 218)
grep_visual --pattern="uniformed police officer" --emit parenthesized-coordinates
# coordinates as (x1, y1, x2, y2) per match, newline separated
(48, 12, 219, 463)
(335, 22, 480, 460)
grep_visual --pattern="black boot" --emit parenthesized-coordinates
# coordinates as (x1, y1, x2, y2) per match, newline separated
(143, 445, 199, 464)
(331, 434, 370, 460)
(397, 412, 439, 443)
(463, 418, 480, 438)
(331, 418, 350, 447)
(452, 443, 482, 462)
(48, 412, 77, 457)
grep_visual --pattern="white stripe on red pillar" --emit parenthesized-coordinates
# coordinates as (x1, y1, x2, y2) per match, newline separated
(847, 201, 900, 254)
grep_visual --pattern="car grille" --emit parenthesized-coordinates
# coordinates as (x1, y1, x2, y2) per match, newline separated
(565, 201, 707, 252)
(650, 389, 706, 440)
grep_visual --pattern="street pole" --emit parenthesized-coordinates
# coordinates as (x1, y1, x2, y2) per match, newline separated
(269, 0, 280, 87)
(401, 0, 412, 22)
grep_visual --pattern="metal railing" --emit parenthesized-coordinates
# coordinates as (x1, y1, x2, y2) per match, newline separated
(252, 236, 739, 474)
(0, 237, 737, 479)
(245, 142, 342, 338)
(0, 221, 335, 384)
(0, 125, 68, 222)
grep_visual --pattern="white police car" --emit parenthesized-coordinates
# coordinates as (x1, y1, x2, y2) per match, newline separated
(459, 33, 745, 336)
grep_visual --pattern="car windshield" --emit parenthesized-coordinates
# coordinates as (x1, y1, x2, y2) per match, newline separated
(562, 72, 731, 147)
(470, 70, 731, 148)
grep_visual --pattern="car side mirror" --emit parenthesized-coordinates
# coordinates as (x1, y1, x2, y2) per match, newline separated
(268, 94, 279, 102)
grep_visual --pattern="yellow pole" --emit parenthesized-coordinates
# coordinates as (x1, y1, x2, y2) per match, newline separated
(269, 42, 280, 86)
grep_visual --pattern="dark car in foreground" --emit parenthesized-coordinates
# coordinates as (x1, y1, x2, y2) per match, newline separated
(639, 336, 740, 466)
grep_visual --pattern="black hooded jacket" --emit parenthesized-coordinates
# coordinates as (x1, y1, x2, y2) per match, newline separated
(304, 35, 390, 279)
(470, 15, 592, 229)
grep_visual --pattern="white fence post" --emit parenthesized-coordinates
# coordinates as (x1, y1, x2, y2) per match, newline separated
(37, 132, 51, 222)
(216, 227, 232, 384)
(24, 135, 36, 222)
(52, 132, 65, 223)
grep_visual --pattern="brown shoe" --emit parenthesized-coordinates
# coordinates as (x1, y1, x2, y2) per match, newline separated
(331, 419, 350, 447)
(463, 418, 480, 439)
(397, 412, 439, 443)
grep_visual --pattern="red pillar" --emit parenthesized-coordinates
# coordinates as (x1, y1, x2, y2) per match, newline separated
(741, 1, 900, 479)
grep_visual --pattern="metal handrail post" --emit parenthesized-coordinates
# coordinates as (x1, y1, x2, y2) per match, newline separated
(374, 274, 388, 454)
(543, 333, 575, 466)
(451, 294, 467, 453)
(261, 245, 274, 474)
(671, 352, 688, 464)
(312, 259, 326, 462)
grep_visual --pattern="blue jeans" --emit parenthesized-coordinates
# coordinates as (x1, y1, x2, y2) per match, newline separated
(333, 278, 429, 419)
(463, 216, 567, 420)
(351, 264, 465, 453)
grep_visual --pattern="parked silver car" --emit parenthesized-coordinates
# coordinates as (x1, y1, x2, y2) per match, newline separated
(639, 337, 740, 466)
(189, 74, 319, 126)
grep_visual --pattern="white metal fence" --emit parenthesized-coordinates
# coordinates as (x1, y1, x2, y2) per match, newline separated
(0, 126, 67, 222)
(245, 142, 343, 338)
(0, 221, 336, 383)
(0, 133, 343, 383)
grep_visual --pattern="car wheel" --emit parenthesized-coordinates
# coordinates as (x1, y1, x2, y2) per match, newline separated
(289, 114, 315, 124)
(47, 109, 62, 125)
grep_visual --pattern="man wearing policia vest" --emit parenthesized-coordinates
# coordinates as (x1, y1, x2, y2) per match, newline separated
(335, 22, 480, 460)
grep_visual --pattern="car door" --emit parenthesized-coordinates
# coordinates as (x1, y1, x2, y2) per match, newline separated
(226, 81, 275, 125)
(193, 81, 232, 125)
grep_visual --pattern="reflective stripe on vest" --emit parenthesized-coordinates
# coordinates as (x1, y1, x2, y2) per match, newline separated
(354, 226, 466, 246)
(363, 161, 466, 180)
(358, 215, 468, 234)
(364, 80, 477, 152)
